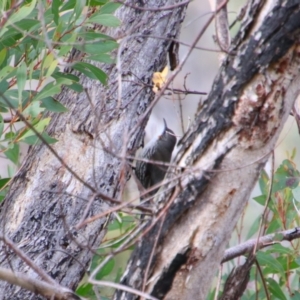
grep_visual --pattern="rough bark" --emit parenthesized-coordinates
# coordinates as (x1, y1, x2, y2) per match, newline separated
(115, 1, 300, 299)
(0, 0, 188, 299)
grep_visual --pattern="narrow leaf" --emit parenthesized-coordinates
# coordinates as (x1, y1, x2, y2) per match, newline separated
(73, 62, 107, 84)
(41, 97, 68, 112)
(33, 82, 62, 101)
(88, 13, 121, 27)
(17, 62, 27, 103)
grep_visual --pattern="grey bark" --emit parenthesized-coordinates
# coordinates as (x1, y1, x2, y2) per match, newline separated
(115, 1, 300, 299)
(0, 0, 188, 299)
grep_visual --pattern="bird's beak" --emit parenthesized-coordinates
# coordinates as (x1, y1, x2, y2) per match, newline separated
(163, 118, 167, 131)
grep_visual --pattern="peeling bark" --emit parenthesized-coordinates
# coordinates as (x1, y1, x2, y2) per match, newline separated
(115, 1, 300, 299)
(0, 1, 188, 298)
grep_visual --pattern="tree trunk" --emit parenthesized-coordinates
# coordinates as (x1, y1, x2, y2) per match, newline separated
(115, 1, 300, 299)
(0, 1, 188, 298)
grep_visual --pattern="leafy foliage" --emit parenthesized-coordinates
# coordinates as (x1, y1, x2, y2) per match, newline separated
(210, 153, 300, 299)
(0, 0, 120, 199)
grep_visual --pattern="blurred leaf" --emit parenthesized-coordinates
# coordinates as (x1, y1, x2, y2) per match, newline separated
(265, 243, 293, 255)
(17, 62, 27, 103)
(246, 215, 260, 239)
(88, 13, 121, 27)
(88, 53, 115, 64)
(95, 259, 115, 280)
(78, 31, 112, 41)
(253, 194, 266, 206)
(266, 278, 287, 300)
(99, 2, 121, 14)
(61, 0, 76, 11)
(41, 97, 68, 112)
(0, 178, 10, 189)
(19, 117, 51, 141)
(0, 115, 3, 137)
(22, 132, 58, 145)
(23, 101, 45, 118)
(52, 72, 79, 82)
(273, 160, 300, 193)
(46, 60, 59, 78)
(265, 218, 281, 234)
(52, 0, 62, 25)
(73, 62, 107, 84)
(14, 19, 40, 32)
(33, 82, 62, 101)
(67, 82, 83, 92)
(88, 0, 108, 6)
(75, 39, 118, 54)
(0, 0, 37, 36)
(0, 66, 14, 81)
(58, 33, 77, 56)
(292, 186, 300, 202)
(259, 169, 269, 195)
(257, 251, 285, 276)
(291, 148, 297, 160)
(76, 283, 94, 297)
(291, 291, 300, 299)
(295, 257, 300, 266)
(0, 48, 7, 66)
(4, 131, 15, 141)
(4, 143, 19, 165)
(74, 0, 86, 22)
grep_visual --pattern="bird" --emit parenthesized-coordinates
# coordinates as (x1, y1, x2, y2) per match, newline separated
(135, 119, 177, 198)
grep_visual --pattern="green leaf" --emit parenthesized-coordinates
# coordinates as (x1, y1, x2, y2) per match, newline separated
(0, 178, 10, 189)
(74, 0, 86, 22)
(257, 251, 285, 276)
(67, 82, 83, 92)
(61, 0, 76, 11)
(0, 0, 37, 36)
(88, 0, 108, 6)
(75, 39, 118, 54)
(259, 169, 269, 195)
(52, 72, 79, 82)
(41, 97, 68, 112)
(0, 66, 14, 81)
(14, 19, 40, 32)
(253, 194, 266, 206)
(76, 283, 94, 297)
(266, 278, 287, 300)
(291, 291, 300, 300)
(265, 218, 281, 234)
(273, 159, 300, 193)
(4, 131, 15, 141)
(0, 80, 8, 94)
(0, 48, 7, 66)
(99, 2, 121, 14)
(22, 132, 58, 145)
(0, 115, 3, 137)
(73, 62, 107, 84)
(19, 117, 51, 141)
(17, 62, 27, 103)
(33, 82, 62, 101)
(95, 259, 115, 280)
(4, 143, 19, 165)
(265, 243, 293, 255)
(292, 186, 300, 202)
(78, 31, 112, 41)
(88, 13, 121, 27)
(55, 77, 73, 86)
(23, 101, 45, 118)
(88, 53, 115, 64)
(58, 33, 77, 56)
(52, 0, 62, 25)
